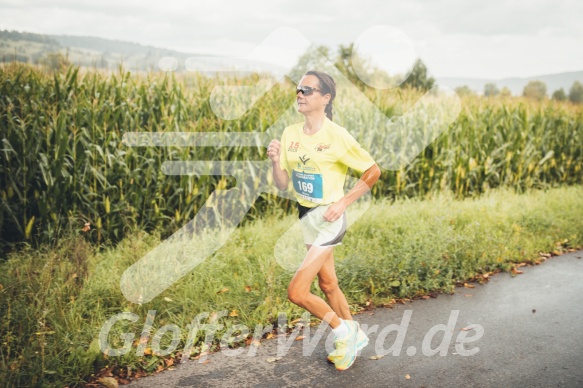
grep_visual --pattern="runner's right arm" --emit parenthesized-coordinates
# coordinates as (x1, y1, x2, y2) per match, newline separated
(268, 139, 289, 191)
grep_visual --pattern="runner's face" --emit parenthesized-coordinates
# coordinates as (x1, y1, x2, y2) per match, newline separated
(297, 75, 330, 116)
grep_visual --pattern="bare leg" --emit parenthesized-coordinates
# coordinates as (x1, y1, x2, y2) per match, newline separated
(314, 246, 353, 321)
(287, 245, 342, 329)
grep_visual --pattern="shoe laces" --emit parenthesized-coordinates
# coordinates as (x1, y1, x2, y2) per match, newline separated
(334, 338, 348, 351)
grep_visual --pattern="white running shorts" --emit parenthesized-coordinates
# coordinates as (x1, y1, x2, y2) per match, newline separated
(299, 204, 347, 247)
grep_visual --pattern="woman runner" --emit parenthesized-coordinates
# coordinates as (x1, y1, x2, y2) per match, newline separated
(267, 70, 381, 370)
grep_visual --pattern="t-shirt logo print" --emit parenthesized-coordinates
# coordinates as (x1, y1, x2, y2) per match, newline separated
(315, 143, 331, 152)
(299, 154, 311, 165)
(288, 141, 300, 152)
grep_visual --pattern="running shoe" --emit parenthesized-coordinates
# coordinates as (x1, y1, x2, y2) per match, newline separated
(327, 322, 368, 363)
(332, 320, 359, 370)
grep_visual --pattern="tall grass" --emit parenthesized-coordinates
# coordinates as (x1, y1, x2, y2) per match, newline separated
(1, 62, 582, 250)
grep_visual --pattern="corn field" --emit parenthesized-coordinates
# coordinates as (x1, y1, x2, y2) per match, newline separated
(1, 62, 582, 250)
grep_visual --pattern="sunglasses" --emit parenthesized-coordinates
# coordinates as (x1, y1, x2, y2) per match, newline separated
(296, 85, 322, 96)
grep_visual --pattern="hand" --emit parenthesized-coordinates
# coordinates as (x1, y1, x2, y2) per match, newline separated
(323, 201, 346, 223)
(267, 139, 281, 163)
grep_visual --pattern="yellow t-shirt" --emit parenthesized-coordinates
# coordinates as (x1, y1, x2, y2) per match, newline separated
(278, 117, 376, 207)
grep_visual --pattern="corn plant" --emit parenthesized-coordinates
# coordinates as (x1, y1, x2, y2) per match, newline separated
(0, 62, 581, 250)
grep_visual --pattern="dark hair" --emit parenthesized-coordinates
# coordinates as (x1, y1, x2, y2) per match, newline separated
(305, 70, 336, 121)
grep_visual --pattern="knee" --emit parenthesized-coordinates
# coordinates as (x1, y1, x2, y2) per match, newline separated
(287, 287, 306, 307)
(319, 277, 340, 295)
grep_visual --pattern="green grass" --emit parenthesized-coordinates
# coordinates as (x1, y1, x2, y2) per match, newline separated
(1, 185, 582, 387)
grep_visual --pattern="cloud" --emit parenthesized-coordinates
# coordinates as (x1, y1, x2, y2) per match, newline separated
(408, 0, 583, 36)
(0, 0, 581, 78)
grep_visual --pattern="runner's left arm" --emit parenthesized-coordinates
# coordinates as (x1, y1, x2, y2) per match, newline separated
(322, 130, 381, 221)
(338, 163, 381, 208)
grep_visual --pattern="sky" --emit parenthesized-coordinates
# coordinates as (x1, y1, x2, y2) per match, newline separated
(1, 0, 582, 79)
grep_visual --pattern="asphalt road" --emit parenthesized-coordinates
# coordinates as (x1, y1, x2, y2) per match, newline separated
(127, 250, 583, 388)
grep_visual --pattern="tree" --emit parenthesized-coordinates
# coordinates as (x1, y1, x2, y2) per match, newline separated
(552, 88, 567, 101)
(569, 81, 583, 104)
(400, 58, 434, 91)
(288, 44, 336, 83)
(454, 85, 474, 97)
(41, 51, 70, 71)
(484, 83, 499, 97)
(499, 87, 512, 98)
(334, 43, 367, 90)
(290, 43, 394, 91)
(523, 80, 547, 101)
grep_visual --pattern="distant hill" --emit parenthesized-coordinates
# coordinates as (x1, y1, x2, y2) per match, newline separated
(0, 29, 205, 72)
(437, 71, 583, 96)
(2, 29, 582, 91)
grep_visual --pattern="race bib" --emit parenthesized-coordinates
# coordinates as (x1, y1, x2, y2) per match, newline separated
(292, 170, 323, 203)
